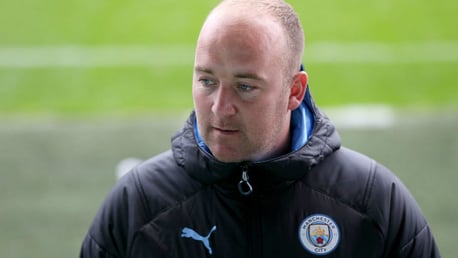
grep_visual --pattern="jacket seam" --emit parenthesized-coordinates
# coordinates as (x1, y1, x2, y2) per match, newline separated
(86, 231, 118, 257)
(125, 166, 171, 257)
(298, 179, 370, 219)
(127, 183, 210, 256)
(317, 122, 330, 159)
(398, 222, 429, 254)
(132, 167, 154, 219)
(149, 183, 208, 224)
(362, 160, 377, 210)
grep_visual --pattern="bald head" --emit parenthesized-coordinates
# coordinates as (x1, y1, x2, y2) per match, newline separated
(200, 0, 305, 77)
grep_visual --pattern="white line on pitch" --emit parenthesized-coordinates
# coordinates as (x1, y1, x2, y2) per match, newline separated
(324, 104, 396, 129)
(0, 42, 457, 68)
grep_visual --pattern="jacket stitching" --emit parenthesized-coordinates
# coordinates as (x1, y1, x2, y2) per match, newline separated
(86, 232, 118, 257)
(127, 183, 210, 256)
(149, 184, 208, 224)
(132, 166, 153, 219)
(298, 179, 370, 219)
(121, 168, 152, 258)
(398, 222, 430, 254)
(360, 161, 385, 236)
(316, 121, 329, 159)
(362, 159, 377, 211)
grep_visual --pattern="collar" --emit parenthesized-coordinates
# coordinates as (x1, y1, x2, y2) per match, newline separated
(171, 90, 341, 185)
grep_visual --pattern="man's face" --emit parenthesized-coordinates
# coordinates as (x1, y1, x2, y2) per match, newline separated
(192, 13, 294, 163)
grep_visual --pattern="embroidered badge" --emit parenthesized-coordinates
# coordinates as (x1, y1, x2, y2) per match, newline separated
(298, 214, 340, 255)
(181, 225, 217, 255)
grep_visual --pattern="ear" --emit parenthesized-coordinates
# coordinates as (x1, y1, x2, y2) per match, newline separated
(287, 71, 308, 110)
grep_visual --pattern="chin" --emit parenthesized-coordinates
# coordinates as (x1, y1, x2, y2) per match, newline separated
(212, 150, 245, 163)
(214, 155, 242, 163)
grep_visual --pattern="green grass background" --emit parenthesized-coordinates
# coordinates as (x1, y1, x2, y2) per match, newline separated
(0, 0, 457, 257)
(0, 0, 457, 116)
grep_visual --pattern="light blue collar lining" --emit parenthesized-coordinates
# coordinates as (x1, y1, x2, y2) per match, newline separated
(290, 100, 314, 151)
(194, 121, 211, 155)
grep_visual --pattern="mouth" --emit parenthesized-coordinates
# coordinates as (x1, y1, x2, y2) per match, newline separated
(213, 127, 240, 135)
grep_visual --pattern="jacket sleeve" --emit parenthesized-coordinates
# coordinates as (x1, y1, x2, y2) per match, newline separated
(79, 168, 150, 258)
(368, 162, 440, 258)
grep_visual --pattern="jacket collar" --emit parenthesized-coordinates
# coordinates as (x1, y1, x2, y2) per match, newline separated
(171, 89, 341, 185)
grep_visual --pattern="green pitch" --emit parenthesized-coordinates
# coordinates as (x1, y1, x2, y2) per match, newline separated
(0, 0, 457, 257)
(0, 0, 457, 116)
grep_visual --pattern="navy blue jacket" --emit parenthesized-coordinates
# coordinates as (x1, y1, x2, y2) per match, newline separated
(80, 96, 440, 257)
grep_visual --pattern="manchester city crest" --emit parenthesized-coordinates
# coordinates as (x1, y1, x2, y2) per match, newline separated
(298, 214, 340, 255)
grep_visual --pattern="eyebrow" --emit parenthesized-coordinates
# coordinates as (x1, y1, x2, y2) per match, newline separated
(194, 66, 213, 74)
(194, 66, 265, 81)
(234, 72, 264, 81)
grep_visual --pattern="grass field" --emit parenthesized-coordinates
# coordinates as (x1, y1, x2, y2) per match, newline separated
(0, 0, 457, 257)
(1, 0, 457, 116)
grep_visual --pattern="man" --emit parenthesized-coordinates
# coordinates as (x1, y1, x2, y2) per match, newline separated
(80, 0, 440, 257)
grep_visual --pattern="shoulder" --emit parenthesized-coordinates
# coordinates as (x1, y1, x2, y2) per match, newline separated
(308, 147, 438, 255)
(312, 146, 423, 217)
(82, 150, 203, 257)
(304, 147, 380, 210)
(102, 149, 203, 229)
(133, 150, 204, 216)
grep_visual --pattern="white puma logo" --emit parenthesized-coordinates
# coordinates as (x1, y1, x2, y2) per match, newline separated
(181, 225, 217, 255)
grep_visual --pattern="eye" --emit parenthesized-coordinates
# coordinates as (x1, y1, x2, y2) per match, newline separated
(238, 83, 254, 91)
(198, 78, 216, 87)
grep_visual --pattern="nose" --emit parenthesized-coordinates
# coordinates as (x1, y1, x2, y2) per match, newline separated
(211, 86, 237, 117)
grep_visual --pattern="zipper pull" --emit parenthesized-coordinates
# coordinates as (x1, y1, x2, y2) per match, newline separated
(238, 166, 253, 196)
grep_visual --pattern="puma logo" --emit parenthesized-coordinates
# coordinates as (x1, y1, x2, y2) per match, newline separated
(181, 225, 217, 255)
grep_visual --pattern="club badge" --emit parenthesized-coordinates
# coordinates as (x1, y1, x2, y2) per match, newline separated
(298, 214, 340, 255)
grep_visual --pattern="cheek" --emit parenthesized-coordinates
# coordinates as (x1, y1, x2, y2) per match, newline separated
(245, 106, 275, 131)
(247, 95, 289, 132)
(193, 89, 212, 129)
(192, 83, 200, 101)
(192, 87, 207, 109)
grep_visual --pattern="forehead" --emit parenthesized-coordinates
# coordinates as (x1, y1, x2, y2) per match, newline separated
(195, 10, 286, 67)
(200, 8, 282, 43)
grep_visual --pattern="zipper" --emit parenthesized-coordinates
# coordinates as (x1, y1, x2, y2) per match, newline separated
(238, 165, 253, 196)
(238, 164, 262, 257)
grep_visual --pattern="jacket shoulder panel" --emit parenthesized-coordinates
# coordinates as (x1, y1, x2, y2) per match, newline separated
(302, 147, 377, 214)
(81, 160, 152, 257)
(134, 150, 204, 219)
(367, 158, 438, 256)
(81, 150, 204, 257)
(307, 147, 438, 256)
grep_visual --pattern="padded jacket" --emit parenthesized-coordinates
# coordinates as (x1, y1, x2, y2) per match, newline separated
(80, 96, 440, 258)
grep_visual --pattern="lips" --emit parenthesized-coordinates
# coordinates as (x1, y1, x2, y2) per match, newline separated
(212, 126, 239, 135)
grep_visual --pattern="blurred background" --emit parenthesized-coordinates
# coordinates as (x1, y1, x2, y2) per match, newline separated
(0, 0, 457, 257)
